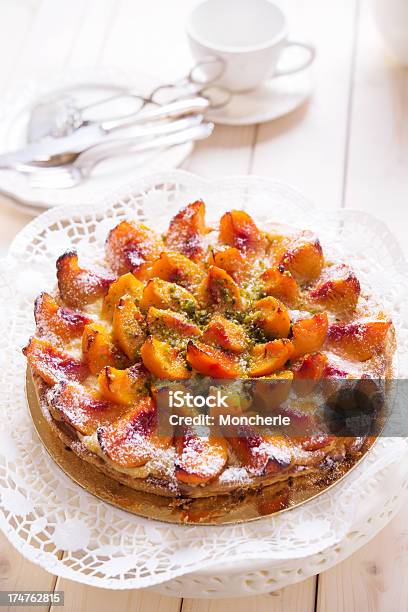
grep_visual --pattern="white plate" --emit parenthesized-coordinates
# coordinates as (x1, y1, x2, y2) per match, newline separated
(207, 69, 312, 126)
(0, 68, 193, 210)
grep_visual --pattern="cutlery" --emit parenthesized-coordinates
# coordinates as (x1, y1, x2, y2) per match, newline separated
(25, 122, 214, 189)
(0, 97, 210, 169)
(27, 59, 225, 141)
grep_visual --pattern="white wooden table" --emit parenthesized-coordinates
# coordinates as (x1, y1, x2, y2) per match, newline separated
(0, 1, 407, 610)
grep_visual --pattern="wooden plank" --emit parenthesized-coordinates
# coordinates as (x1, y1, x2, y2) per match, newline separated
(0, 531, 57, 612)
(251, 0, 358, 209)
(67, 0, 122, 68)
(0, 0, 36, 90)
(182, 577, 316, 612)
(49, 579, 182, 612)
(185, 125, 255, 177)
(317, 511, 408, 612)
(8, 0, 89, 82)
(98, 0, 193, 78)
(343, 0, 408, 247)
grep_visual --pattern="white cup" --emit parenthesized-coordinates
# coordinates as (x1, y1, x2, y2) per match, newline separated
(372, 0, 408, 65)
(186, 0, 315, 93)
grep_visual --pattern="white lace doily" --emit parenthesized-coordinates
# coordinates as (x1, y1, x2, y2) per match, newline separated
(1, 170, 408, 594)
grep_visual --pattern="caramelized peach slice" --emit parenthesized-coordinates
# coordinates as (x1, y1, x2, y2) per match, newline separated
(328, 320, 391, 361)
(252, 370, 293, 411)
(101, 273, 144, 319)
(147, 307, 201, 339)
(199, 266, 243, 310)
(310, 264, 360, 311)
(175, 427, 228, 485)
(226, 429, 293, 476)
(106, 221, 164, 277)
(47, 381, 124, 435)
(279, 232, 323, 282)
(291, 313, 328, 359)
(82, 323, 127, 375)
(56, 251, 114, 308)
(202, 315, 248, 353)
(23, 337, 88, 385)
(97, 397, 170, 468)
(292, 352, 328, 396)
(140, 278, 197, 315)
(248, 339, 293, 377)
(166, 200, 207, 261)
(34, 292, 91, 340)
(260, 266, 299, 305)
(297, 434, 335, 452)
(219, 210, 264, 253)
(141, 336, 190, 379)
(112, 297, 145, 360)
(186, 341, 242, 378)
(149, 251, 203, 290)
(207, 247, 248, 284)
(252, 296, 291, 339)
(98, 363, 148, 405)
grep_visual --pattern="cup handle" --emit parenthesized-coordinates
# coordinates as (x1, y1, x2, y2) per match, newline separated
(273, 41, 316, 77)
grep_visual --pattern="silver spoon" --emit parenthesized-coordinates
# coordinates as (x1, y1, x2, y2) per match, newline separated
(26, 122, 214, 190)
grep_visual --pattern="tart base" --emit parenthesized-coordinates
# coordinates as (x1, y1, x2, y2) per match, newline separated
(27, 368, 372, 525)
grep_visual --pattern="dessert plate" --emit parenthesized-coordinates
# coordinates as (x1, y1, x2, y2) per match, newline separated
(1, 171, 408, 595)
(207, 69, 312, 126)
(0, 68, 192, 211)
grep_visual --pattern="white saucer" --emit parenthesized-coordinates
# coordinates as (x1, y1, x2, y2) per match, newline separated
(0, 68, 193, 211)
(207, 69, 312, 126)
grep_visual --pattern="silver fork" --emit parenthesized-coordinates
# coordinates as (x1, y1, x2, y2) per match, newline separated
(26, 122, 214, 189)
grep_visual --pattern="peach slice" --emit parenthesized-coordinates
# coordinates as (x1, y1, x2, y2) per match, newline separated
(23, 337, 88, 385)
(106, 221, 164, 278)
(56, 251, 114, 308)
(252, 296, 291, 339)
(260, 266, 299, 305)
(34, 292, 91, 340)
(140, 336, 190, 379)
(226, 429, 293, 476)
(139, 278, 197, 315)
(82, 323, 127, 375)
(219, 210, 264, 253)
(47, 381, 124, 435)
(328, 320, 391, 361)
(101, 273, 144, 319)
(202, 315, 248, 353)
(98, 363, 149, 405)
(207, 247, 248, 284)
(186, 340, 242, 378)
(112, 296, 145, 360)
(279, 232, 324, 282)
(309, 264, 360, 311)
(146, 307, 201, 339)
(252, 370, 293, 411)
(248, 339, 293, 377)
(175, 427, 228, 485)
(198, 266, 243, 310)
(292, 352, 328, 396)
(97, 397, 171, 468)
(166, 200, 208, 261)
(149, 251, 203, 291)
(299, 434, 335, 452)
(291, 313, 328, 359)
